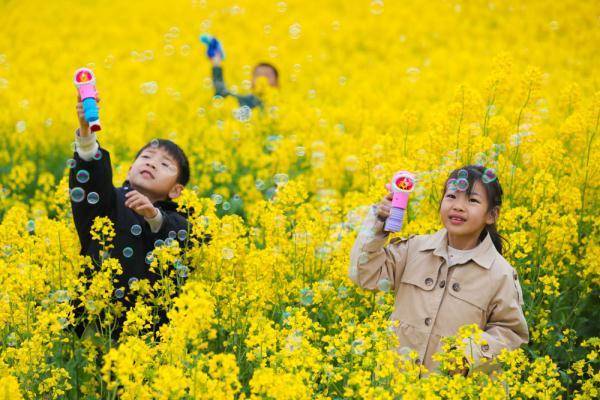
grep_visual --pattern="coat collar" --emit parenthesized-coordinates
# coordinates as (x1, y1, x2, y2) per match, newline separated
(417, 228, 496, 270)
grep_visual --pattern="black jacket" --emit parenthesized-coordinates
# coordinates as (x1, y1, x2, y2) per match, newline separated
(69, 144, 190, 337)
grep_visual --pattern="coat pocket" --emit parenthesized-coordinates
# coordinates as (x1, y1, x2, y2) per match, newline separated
(436, 280, 488, 336)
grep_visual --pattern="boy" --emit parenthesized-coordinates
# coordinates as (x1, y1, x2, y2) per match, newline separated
(70, 94, 190, 337)
(205, 37, 279, 109)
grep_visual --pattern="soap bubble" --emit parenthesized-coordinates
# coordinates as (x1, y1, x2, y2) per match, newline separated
(114, 288, 125, 299)
(457, 169, 469, 179)
(168, 230, 177, 239)
(274, 173, 289, 186)
(26, 220, 35, 233)
(233, 105, 251, 122)
(222, 201, 231, 211)
(92, 150, 102, 160)
(211, 194, 223, 204)
(447, 179, 458, 192)
(130, 224, 142, 236)
(377, 278, 392, 292)
(53, 289, 70, 303)
(370, 0, 384, 15)
(180, 44, 191, 56)
(165, 237, 174, 246)
(154, 239, 164, 247)
(164, 45, 175, 56)
(456, 178, 469, 191)
(288, 22, 302, 39)
(44, 118, 53, 127)
(0, 78, 8, 90)
(255, 179, 266, 190)
(128, 277, 139, 287)
(15, 120, 26, 133)
(222, 247, 234, 260)
(142, 49, 154, 61)
(140, 81, 158, 95)
(123, 247, 134, 258)
(70, 187, 85, 203)
(145, 252, 154, 264)
(300, 288, 314, 306)
(150, 138, 160, 148)
(85, 300, 97, 312)
(76, 169, 90, 183)
(295, 146, 306, 157)
(178, 265, 189, 278)
(87, 192, 100, 204)
(482, 168, 497, 184)
(66, 159, 76, 169)
(177, 230, 187, 241)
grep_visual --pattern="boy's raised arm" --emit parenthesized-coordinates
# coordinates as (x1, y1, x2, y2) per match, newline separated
(69, 95, 116, 251)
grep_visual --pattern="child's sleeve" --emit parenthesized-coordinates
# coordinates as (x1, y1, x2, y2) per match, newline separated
(147, 209, 189, 240)
(69, 130, 117, 251)
(468, 270, 529, 366)
(348, 205, 410, 291)
(212, 66, 228, 97)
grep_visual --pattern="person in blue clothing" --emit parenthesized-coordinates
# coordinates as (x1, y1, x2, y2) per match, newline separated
(201, 35, 279, 109)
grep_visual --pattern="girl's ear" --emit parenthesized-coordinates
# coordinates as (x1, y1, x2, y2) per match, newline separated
(486, 206, 499, 225)
(168, 183, 184, 200)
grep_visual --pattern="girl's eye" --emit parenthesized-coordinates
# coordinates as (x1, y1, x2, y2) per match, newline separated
(162, 162, 170, 167)
(445, 194, 456, 199)
(141, 155, 150, 159)
(469, 198, 480, 203)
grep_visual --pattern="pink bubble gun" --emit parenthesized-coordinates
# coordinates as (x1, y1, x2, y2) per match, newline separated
(74, 68, 101, 132)
(384, 171, 416, 232)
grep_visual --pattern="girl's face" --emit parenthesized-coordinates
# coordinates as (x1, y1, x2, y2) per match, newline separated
(440, 180, 497, 239)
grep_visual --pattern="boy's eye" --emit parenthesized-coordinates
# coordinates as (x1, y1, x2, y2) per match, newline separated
(469, 198, 480, 203)
(445, 193, 456, 199)
(162, 162, 170, 167)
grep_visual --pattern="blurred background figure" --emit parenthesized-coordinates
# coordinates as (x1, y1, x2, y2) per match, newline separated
(200, 34, 278, 109)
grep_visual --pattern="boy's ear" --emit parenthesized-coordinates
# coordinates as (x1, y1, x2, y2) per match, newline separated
(168, 183, 184, 200)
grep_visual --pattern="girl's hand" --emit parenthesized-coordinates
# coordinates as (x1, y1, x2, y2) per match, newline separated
(125, 190, 158, 219)
(376, 184, 394, 221)
(75, 93, 100, 137)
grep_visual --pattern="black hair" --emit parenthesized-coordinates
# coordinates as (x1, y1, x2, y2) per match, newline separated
(440, 165, 507, 254)
(135, 139, 190, 186)
(253, 62, 279, 85)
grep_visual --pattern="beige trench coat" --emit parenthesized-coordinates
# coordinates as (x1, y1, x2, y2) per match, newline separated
(349, 206, 529, 372)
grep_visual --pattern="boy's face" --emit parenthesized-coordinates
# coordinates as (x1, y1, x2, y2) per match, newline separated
(127, 146, 183, 201)
(252, 66, 278, 88)
(439, 180, 497, 239)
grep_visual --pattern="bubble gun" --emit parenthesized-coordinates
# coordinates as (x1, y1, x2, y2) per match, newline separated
(199, 34, 225, 60)
(384, 171, 416, 232)
(74, 68, 101, 132)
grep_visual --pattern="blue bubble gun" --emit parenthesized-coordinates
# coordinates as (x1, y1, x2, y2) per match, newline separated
(199, 34, 225, 60)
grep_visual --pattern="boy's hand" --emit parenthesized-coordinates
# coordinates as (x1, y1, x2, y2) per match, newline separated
(76, 93, 100, 137)
(210, 53, 222, 67)
(125, 190, 158, 219)
(375, 184, 393, 221)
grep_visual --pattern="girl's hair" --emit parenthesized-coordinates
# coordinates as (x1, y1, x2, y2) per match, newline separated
(441, 165, 507, 254)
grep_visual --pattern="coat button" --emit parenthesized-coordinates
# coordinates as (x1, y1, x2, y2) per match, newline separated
(424, 317, 432, 326)
(452, 282, 461, 292)
(439, 280, 446, 288)
(481, 344, 490, 352)
(425, 277, 433, 286)
(415, 358, 421, 365)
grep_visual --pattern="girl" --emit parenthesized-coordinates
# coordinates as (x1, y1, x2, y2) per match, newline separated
(349, 165, 528, 373)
